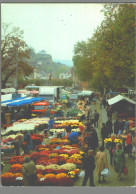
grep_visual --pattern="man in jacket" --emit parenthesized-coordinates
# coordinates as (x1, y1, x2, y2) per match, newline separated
(94, 110, 100, 127)
(114, 119, 120, 135)
(22, 156, 37, 186)
(101, 123, 107, 148)
(82, 150, 95, 186)
(106, 118, 112, 137)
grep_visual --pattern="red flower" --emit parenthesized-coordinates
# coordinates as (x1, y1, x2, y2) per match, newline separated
(44, 169, 55, 174)
(55, 169, 68, 174)
(56, 177, 74, 186)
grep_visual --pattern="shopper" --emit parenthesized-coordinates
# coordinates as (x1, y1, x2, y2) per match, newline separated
(101, 123, 108, 148)
(106, 118, 113, 137)
(68, 131, 78, 144)
(22, 156, 37, 186)
(24, 131, 33, 154)
(114, 119, 120, 135)
(96, 146, 108, 183)
(114, 143, 126, 181)
(106, 134, 116, 166)
(125, 131, 132, 157)
(94, 110, 99, 127)
(82, 150, 95, 186)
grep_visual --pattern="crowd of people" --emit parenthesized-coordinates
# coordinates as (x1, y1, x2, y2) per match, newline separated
(73, 95, 135, 186)
(2, 93, 135, 187)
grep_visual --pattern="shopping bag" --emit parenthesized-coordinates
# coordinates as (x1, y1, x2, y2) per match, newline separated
(101, 168, 111, 177)
(124, 166, 128, 175)
(79, 171, 85, 177)
(132, 146, 136, 153)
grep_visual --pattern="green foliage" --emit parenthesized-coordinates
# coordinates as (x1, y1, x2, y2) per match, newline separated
(73, 4, 135, 90)
(1, 23, 33, 88)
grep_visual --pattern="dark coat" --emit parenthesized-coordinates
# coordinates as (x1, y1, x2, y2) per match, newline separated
(82, 155, 95, 172)
(106, 120, 112, 135)
(114, 121, 120, 134)
(101, 126, 108, 139)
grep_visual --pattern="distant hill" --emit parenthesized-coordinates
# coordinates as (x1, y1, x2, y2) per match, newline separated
(54, 59, 73, 67)
(28, 49, 69, 79)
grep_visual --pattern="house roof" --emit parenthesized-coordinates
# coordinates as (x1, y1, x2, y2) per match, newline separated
(107, 95, 135, 105)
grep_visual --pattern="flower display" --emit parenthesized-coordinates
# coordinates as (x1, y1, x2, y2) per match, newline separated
(55, 169, 68, 174)
(70, 154, 83, 160)
(56, 177, 74, 186)
(53, 156, 66, 165)
(44, 174, 56, 179)
(11, 164, 22, 173)
(38, 177, 58, 186)
(37, 174, 44, 179)
(104, 138, 122, 143)
(31, 135, 43, 145)
(59, 154, 69, 159)
(56, 173, 69, 179)
(1, 173, 16, 186)
(10, 156, 25, 165)
(44, 164, 60, 170)
(36, 169, 44, 174)
(35, 144, 51, 152)
(60, 163, 77, 171)
(44, 169, 56, 174)
(49, 153, 58, 158)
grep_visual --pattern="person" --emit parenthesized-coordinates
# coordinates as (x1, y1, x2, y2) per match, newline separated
(22, 156, 37, 186)
(90, 111, 95, 125)
(48, 116, 54, 131)
(102, 97, 107, 109)
(95, 146, 108, 183)
(86, 132, 95, 151)
(124, 118, 129, 133)
(24, 131, 33, 154)
(114, 119, 120, 135)
(82, 150, 95, 186)
(106, 134, 116, 166)
(93, 96, 96, 105)
(125, 131, 132, 157)
(79, 131, 87, 152)
(119, 119, 125, 133)
(45, 108, 51, 117)
(101, 123, 108, 148)
(12, 138, 20, 156)
(107, 109, 112, 120)
(68, 131, 78, 144)
(106, 118, 112, 137)
(65, 124, 72, 133)
(5, 107, 11, 125)
(94, 110, 99, 127)
(91, 128, 99, 151)
(114, 143, 126, 181)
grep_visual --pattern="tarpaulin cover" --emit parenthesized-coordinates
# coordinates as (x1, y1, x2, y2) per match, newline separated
(7, 97, 44, 106)
(1, 97, 44, 107)
(1, 97, 27, 104)
(107, 95, 135, 105)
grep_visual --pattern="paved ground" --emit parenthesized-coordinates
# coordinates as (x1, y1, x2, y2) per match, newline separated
(74, 100, 135, 187)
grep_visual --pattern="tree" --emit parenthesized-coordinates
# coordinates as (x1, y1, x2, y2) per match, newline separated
(72, 3, 135, 91)
(1, 23, 33, 88)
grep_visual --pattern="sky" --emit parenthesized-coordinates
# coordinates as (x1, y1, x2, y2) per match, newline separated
(2, 3, 105, 63)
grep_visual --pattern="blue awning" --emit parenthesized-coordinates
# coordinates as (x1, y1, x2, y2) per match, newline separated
(1, 97, 27, 104)
(7, 97, 44, 106)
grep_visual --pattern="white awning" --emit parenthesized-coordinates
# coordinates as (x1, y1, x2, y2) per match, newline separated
(1, 88, 16, 93)
(107, 95, 135, 105)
